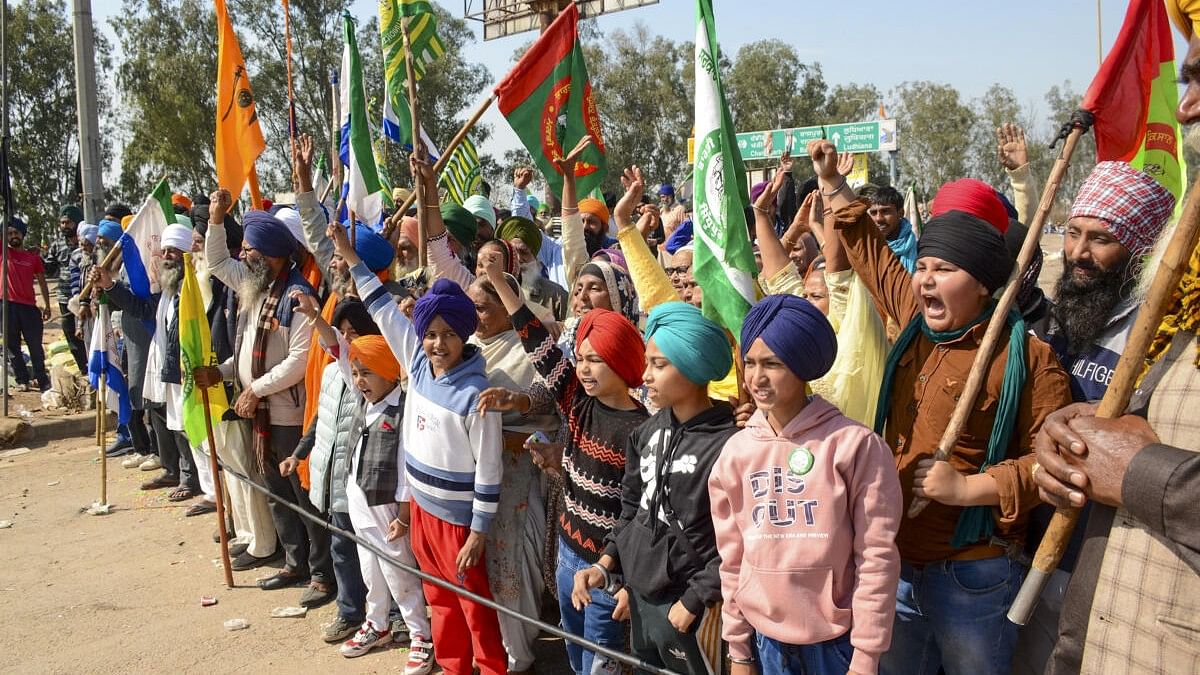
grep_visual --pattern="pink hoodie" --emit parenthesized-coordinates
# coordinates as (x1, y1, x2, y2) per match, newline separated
(708, 396, 902, 673)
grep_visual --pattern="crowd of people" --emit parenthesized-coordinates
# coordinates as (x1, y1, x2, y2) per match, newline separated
(6, 57, 1200, 674)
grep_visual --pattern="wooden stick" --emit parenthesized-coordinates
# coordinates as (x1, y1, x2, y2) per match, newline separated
(331, 71, 342, 192)
(393, 94, 495, 220)
(98, 368, 107, 506)
(1008, 159, 1200, 625)
(908, 126, 1085, 519)
(399, 18, 427, 268)
(202, 387, 236, 589)
(282, 0, 297, 185)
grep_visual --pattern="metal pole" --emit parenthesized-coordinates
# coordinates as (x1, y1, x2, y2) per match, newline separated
(888, 150, 898, 186)
(70, 0, 104, 223)
(2, 0, 10, 417)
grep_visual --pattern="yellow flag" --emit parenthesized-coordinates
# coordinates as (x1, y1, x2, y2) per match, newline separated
(180, 253, 229, 447)
(215, 0, 265, 200)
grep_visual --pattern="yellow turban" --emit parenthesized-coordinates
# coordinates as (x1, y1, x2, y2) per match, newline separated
(1168, 0, 1200, 40)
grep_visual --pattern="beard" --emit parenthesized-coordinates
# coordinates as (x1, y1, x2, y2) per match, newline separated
(518, 260, 541, 295)
(330, 266, 354, 298)
(158, 259, 184, 296)
(1052, 256, 1136, 355)
(584, 229, 606, 257)
(1184, 123, 1200, 154)
(238, 256, 275, 309)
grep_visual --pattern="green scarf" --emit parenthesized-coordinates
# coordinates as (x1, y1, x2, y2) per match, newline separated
(873, 302, 1028, 548)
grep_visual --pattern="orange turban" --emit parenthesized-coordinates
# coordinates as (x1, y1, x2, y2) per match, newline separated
(578, 197, 610, 226)
(576, 308, 645, 388)
(349, 335, 402, 382)
(172, 193, 193, 211)
(400, 216, 419, 244)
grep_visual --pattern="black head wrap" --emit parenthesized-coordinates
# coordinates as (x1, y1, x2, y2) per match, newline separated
(917, 210, 1013, 293)
(330, 298, 380, 337)
(193, 202, 244, 253)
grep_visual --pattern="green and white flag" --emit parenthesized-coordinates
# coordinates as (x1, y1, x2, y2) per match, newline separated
(439, 136, 482, 205)
(379, 0, 444, 149)
(340, 12, 383, 224)
(692, 0, 756, 337)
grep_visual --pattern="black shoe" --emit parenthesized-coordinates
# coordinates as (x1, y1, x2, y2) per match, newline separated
(230, 548, 283, 571)
(258, 570, 308, 590)
(105, 438, 134, 457)
(229, 542, 249, 557)
(299, 581, 336, 608)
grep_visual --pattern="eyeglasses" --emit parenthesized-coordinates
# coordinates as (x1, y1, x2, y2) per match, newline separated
(664, 266, 690, 276)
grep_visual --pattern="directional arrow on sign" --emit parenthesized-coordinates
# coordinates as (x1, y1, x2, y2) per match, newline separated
(832, 132, 842, 148)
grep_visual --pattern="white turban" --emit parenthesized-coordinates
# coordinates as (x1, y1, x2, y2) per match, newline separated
(274, 207, 310, 251)
(160, 224, 193, 253)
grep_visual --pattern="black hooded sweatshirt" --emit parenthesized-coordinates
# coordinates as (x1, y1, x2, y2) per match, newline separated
(604, 401, 738, 616)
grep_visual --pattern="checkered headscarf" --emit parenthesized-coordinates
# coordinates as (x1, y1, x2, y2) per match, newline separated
(1070, 161, 1174, 257)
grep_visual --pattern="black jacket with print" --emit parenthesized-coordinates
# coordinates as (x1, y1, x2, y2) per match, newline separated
(604, 401, 738, 615)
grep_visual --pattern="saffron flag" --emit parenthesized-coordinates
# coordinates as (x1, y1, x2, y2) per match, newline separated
(494, 3, 607, 199)
(215, 0, 265, 198)
(691, 0, 756, 337)
(379, 0, 444, 149)
(340, 13, 384, 226)
(180, 253, 229, 447)
(439, 136, 482, 205)
(88, 303, 131, 425)
(121, 178, 174, 305)
(1082, 0, 1185, 202)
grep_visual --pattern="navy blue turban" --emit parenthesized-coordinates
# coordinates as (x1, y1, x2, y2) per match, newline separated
(412, 279, 478, 342)
(740, 294, 837, 382)
(242, 210, 297, 258)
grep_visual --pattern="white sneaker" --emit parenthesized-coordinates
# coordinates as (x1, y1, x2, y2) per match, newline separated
(404, 636, 433, 675)
(139, 456, 162, 471)
(121, 453, 146, 469)
(340, 624, 392, 658)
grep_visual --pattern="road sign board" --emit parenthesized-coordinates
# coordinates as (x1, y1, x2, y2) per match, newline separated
(690, 119, 898, 163)
(825, 119, 898, 153)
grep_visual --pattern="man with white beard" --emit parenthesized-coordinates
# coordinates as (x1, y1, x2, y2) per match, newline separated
(90, 223, 203, 505)
(194, 190, 334, 609)
(495, 215, 569, 321)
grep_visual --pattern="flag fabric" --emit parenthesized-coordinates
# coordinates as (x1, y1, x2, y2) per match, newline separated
(1082, 0, 1185, 203)
(121, 178, 174, 303)
(691, 0, 756, 337)
(904, 184, 924, 236)
(179, 253, 229, 447)
(379, 0, 444, 150)
(439, 136, 482, 204)
(494, 3, 607, 200)
(339, 13, 384, 226)
(88, 303, 131, 425)
(215, 0, 265, 198)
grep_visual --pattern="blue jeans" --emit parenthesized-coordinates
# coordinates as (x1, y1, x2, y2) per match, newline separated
(754, 631, 853, 675)
(329, 510, 367, 624)
(556, 537, 625, 675)
(879, 557, 1024, 675)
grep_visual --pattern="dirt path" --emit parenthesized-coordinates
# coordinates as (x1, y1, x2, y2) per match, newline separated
(0, 436, 568, 673)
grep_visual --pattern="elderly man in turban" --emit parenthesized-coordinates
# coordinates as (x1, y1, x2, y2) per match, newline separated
(194, 188, 334, 608)
(1026, 5, 1200, 673)
(508, 165, 576, 289)
(91, 223, 208, 506)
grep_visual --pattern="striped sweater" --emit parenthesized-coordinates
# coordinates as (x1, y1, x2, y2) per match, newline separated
(512, 305, 648, 562)
(353, 262, 503, 533)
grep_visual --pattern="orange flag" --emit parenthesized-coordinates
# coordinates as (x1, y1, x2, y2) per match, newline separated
(215, 0, 265, 202)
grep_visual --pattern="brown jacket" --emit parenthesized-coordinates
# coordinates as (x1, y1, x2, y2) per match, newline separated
(835, 201, 1072, 564)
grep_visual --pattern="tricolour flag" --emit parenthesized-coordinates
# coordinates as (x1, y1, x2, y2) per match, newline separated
(379, 0, 444, 149)
(439, 136, 482, 205)
(121, 178, 174, 302)
(339, 13, 384, 226)
(381, 84, 441, 159)
(88, 303, 131, 425)
(1082, 0, 1185, 203)
(494, 3, 607, 200)
(214, 0, 265, 198)
(691, 0, 756, 337)
(179, 253, 229, 447)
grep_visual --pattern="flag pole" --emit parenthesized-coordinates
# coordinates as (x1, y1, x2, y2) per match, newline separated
(201, 385, 235, 588)
(330, 68, 341, 193)
(248, 165, 264, 210)
(98, 368, 107, 505)
(73, 174, 169, 305)
(907, 116, 1091, 521)
(399, 17, 426, 267)
(282, 0, 298, 184)
(393, 94, 494, 218)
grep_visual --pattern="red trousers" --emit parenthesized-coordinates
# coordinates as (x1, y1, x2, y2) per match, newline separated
(410, 501, 508, 675)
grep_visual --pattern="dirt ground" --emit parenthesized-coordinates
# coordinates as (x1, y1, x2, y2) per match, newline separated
(0, 434, 570, 674)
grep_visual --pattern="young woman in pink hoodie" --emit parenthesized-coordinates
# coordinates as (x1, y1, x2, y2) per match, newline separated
(709, 295, 903, 675)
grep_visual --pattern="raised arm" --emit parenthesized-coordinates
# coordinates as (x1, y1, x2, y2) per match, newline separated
(614, 166, 679, 312)
(753, 152, 799, 280)
(294, 134, 335, 272)
(204, 188, 247, 288)
(556, 136, 594, 290)
(333, 220, 420, 367)
(997, 123, 1035, 224)
(510, 167, 534, 220)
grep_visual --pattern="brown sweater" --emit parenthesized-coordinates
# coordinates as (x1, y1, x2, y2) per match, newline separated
(834, 201, 1072, 564)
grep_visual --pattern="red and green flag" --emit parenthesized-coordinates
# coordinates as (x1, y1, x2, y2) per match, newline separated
(1082, 0, 1185, 205)
(493, 3, 607, 198)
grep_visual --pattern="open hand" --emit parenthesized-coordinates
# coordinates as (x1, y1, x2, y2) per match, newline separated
(571, 566, 605, 610)
(997, 123, 1028, 171)
(294, 134, 315, 192)
(327, 221, 357, 265)
(613, 165, 645, 228)
(289, 289, 321, 319)
(477, 387, 524, 414)
(837, 152, 855, 177)
(552, 135, 593, 177)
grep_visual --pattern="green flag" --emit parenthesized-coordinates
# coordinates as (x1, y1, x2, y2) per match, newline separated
(691, 0, 756, 337)
(493, 3, 607, 199)
(439, 136, 482, 205)
(179, 253, 229, 448)
(341, 12, 383, 224)
(379, 0, 444, 148)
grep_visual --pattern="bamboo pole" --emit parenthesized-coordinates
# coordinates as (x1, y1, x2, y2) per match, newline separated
(391, 94, 495, 220)
(73, 174, 170, 304)
(202, 387, 235, 588)
(1008, 157, 1200, 625)
(97, 368, 107, 506)
(908, 124, 1086, 519)
(282, 0, 297, 182)
(399, 17, 426, 267)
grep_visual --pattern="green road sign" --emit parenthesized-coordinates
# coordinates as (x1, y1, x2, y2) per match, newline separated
(728, 119, 898, 161)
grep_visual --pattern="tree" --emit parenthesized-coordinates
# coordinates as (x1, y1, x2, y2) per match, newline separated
(971, 83, 1023, 190)
(823, 83, 888, 185)
(889, 81, 977, 196)
(8, 0, 112, 241)
(725, 40, 826, 132)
